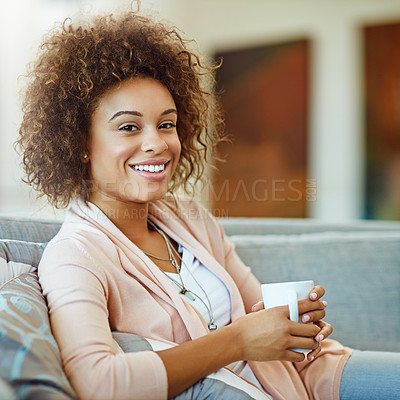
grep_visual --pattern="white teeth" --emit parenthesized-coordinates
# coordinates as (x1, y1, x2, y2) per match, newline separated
(133, 164, 165, 173)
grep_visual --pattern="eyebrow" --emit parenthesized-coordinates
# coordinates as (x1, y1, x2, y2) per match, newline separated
(108, 108, 177, 122)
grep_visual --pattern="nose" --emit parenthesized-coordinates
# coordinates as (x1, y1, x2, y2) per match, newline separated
(140, 128, 168, 154)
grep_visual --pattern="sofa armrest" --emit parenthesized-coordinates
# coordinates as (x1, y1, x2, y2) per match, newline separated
(220, 217, 400, 236)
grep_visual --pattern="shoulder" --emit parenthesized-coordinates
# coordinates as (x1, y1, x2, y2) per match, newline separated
(45, 197, 120, 258)
(39, 216, 118, 284)
(47, 210, 115, 251)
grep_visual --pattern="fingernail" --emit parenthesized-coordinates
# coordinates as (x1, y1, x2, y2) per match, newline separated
(310, 292, 317, 300)
(302, 315, 310, 323)
(316, 334, 324, 342)
(322, 301, 328, 307)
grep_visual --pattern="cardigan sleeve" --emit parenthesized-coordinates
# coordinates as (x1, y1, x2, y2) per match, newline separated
(38, 238, 168, 400)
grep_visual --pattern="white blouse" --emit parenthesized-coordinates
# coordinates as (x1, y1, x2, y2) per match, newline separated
(165, 243, 231, 329)
(165, 244, 267, 394)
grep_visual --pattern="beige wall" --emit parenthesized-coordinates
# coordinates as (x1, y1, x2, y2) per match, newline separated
(1, 0, 400, 219)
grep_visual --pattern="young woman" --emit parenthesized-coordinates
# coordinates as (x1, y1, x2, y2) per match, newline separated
(17, 9, 398, 400)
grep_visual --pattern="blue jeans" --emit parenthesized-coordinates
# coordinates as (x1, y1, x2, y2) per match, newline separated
(340, 350, 400, 400)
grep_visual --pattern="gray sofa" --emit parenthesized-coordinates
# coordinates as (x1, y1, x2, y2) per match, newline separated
(1, 214, 399, 399)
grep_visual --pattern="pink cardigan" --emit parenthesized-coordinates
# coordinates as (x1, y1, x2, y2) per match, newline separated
(38, 196, 352, 400)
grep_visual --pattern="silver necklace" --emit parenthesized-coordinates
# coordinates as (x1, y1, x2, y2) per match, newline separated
(167, 240, 217, 331)
(141, 224, 181, 272)
(143, 220, 217, 331)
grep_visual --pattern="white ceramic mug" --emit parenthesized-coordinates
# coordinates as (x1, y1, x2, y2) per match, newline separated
(261, 280, 314, 353)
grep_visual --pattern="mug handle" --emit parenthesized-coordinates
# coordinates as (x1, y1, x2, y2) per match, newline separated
(287, 289, 299, 322)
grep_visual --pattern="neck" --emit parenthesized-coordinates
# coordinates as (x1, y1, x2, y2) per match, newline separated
(87, 192, 150, 241)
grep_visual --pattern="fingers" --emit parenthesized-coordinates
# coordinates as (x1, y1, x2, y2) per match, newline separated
(289, 319, 320, 338)
(306, 320, 333, 361)
(251, 301, 264, 312)
(298, 299, 327, 315)
(314, 320, 333, 342)
(307, 342, 322, 361)
(284, 350, 306, 363)
(301, 309, 326, 323)
(309, 285, 325, 301)
(289, 336, 319, 351)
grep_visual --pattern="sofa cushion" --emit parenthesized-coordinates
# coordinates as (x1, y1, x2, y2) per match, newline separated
(0, 240, 46, 285)
(0, 216, 62, 243)
(0, 272, 76, 399)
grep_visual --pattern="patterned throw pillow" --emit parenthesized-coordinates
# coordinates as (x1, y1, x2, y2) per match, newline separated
(0, 376, 17, 400)
(0, 238, 77, 399)
(0, 240, 46, 285)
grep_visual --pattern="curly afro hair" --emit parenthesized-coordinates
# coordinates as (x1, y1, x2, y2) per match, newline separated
(17, 10, 225, 208)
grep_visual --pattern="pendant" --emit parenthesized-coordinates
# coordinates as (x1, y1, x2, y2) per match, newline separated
(208, 324, 217, 331)
(180, 289, 196, 301)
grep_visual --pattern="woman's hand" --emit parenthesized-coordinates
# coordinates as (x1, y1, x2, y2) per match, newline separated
(248, 285, 332, 361)
(231, 299, 326, 363)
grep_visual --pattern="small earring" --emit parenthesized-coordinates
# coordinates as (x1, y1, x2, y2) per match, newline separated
(83, 154, 88, 159)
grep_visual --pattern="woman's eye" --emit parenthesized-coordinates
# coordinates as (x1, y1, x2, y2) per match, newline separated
(119, 124, 138, 132)
(159, 122, 176, 130)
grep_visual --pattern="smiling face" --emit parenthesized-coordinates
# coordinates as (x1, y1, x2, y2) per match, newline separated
(86, 77, 181, 209)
